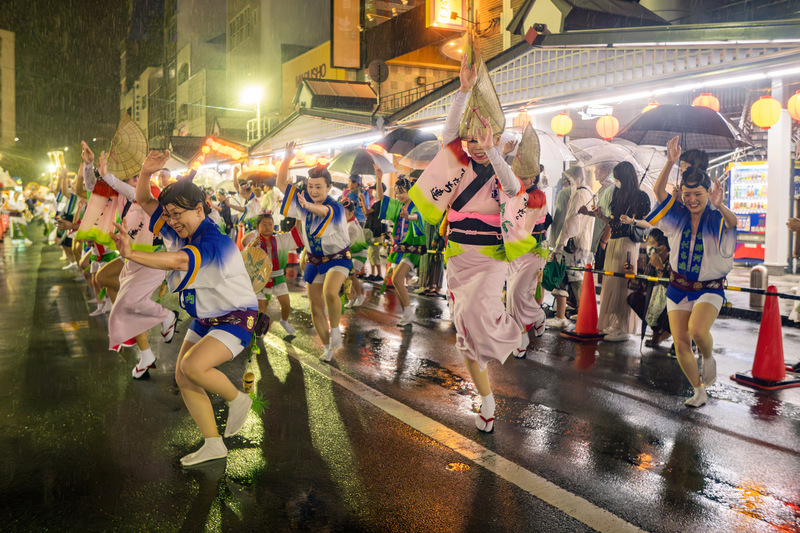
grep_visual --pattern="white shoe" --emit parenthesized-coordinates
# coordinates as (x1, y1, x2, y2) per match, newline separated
(329, 328, 342, 350)
(320, 346, 334, 362)
(279, 319, 296, 335)
(397, 305, 415, 327)
(685, 387, 708, 408)
(603, 329, 630, 342)
(181, 437, 228, 466)
(353, 294, 366, 307)
(62, 262, 77, 270)
(24, 239, 33, 246)
(546, 317, 570, 330)
(702, 356, 717, 386)
(345, 299, 355, 309)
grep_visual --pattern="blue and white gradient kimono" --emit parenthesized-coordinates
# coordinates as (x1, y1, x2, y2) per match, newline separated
(280, 184, 352, 283)
(150, 205, 258, 345)
(646, 193, 736, 304)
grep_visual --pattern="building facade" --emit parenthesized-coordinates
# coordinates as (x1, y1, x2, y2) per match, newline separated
(0, 29, 16, 150)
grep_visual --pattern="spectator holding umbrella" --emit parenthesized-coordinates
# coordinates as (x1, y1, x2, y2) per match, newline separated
(585, 161, 651, 342)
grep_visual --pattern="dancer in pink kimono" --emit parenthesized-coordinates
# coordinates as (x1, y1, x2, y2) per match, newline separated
(87, 143, 179, 378)
(505, 126, 549, 357)
(409, 55, 537, 433)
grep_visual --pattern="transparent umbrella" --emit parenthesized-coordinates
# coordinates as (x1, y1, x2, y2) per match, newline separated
(327, 148, 397, 175)
(398, 140, 442, 170)
(502, 129, 574, 164)
(569, 138, 677, 197)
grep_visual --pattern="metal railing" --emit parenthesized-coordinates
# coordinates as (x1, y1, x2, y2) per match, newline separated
(379, 78, 455, 114)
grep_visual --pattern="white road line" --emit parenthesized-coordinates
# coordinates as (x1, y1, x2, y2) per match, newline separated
(264, 335, 645, 533)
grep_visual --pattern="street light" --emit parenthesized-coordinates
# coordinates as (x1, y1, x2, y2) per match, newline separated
(241, 86, 263, 141)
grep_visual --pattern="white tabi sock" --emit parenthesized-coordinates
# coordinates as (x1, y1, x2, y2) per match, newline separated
(224, 391, 253, 437)
(476, 393, 496, 432)
(132, 348, 156, 379)
(180, 437, 228, 466)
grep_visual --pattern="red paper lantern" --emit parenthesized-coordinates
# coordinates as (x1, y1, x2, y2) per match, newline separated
(750, 95, 781, 130)
(595, 115, 619, 141)
(787, 90, 800, 122)
(551, 112, 573, 137)
(692, 93, 720, 112)
(514, 109, 532, 131)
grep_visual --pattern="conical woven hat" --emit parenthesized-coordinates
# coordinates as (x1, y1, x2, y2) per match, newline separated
(107, 116, 148, 182)
(511, 124, 541, 178)
(458, 59, 505, 140)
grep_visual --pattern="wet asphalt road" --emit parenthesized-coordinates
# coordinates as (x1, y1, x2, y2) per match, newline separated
(1, 240, 799, 532)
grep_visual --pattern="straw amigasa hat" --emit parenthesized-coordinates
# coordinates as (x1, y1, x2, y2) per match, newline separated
(511, 124, 541, 179)
(107, 116, 148, 182)
(458, 59, 506, 140)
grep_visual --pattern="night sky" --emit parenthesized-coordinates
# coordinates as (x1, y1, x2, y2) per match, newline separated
(2, 0, 128, 181)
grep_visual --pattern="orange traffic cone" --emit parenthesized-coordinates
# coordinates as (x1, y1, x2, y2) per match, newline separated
(561, 265, 605, 342)
(731, 285, 800, 390)
(235, 224, 244, 250)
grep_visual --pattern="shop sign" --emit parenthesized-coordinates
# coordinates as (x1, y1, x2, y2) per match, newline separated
(426, 0, 468, 31)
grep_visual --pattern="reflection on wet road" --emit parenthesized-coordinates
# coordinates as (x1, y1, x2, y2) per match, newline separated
(1, 242, 799, 532)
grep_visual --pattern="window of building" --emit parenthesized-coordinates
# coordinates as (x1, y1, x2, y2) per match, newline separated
(178, 103, 188, 122)
(228, 7, 252, 51)
(178, 64, 189, 85)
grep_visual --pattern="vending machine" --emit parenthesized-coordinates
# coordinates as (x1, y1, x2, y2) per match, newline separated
(727, 161, 767, 262)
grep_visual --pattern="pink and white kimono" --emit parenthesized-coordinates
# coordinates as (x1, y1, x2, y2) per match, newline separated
(409, 91, 538, 370)
(506, 188, 549, 331)
(76, 164, 123, 249)
(101, 172, 171, 348)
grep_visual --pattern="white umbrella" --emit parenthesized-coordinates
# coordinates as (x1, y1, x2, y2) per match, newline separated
(193, 168, 223, 189)
(502, 129, 574, 164)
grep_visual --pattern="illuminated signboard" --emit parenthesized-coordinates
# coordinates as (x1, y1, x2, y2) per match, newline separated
(426, 0, 468, 31)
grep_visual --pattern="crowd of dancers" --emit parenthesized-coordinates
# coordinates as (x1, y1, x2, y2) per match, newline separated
(0, 54, 736, 465)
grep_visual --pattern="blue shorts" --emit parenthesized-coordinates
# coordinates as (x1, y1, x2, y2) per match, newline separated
(187, 314, 255, 354)
(303, 257, 353, 284)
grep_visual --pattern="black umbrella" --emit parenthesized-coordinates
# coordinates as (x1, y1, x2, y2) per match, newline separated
(375, 127, 438, 156)
(617, 105, 754, 152)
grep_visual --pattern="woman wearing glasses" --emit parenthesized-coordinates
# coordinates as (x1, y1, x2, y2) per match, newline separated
(111, 150, 259, 466)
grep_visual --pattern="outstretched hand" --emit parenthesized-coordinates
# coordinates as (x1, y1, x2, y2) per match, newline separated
(142, 150, 170, 176)
(111, 221, 132, 258)
(98, 151, 108, 177)
(285, 141, 296, 160)
(502, 139, 518, 156)
(709, 176, 724, 207)
(81, 141, 94, 164)
(476, 116, 494, 152)
(459, 54, 477, 93)
(666, 135, 682, 163)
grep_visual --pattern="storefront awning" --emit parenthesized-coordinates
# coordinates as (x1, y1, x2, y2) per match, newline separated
(249, 109, 378, 157)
